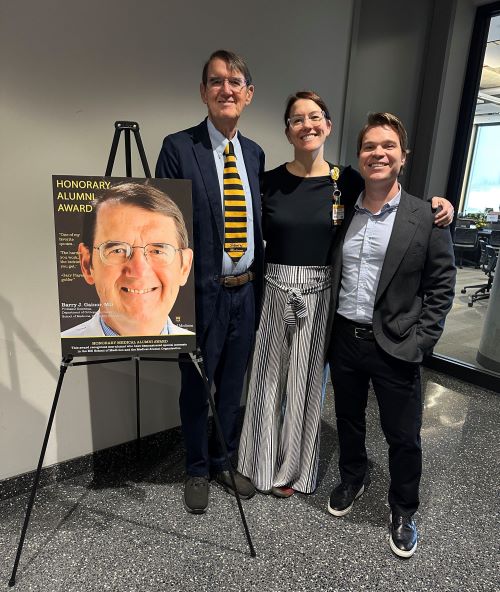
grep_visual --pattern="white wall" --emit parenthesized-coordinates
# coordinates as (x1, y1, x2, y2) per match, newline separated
(423, 0, 476, 197)
(0, 0, 356, 480)
(341, 0, 435, 174)
(341, 0, 477, 199)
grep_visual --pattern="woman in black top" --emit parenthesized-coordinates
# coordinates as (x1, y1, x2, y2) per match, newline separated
(238, 91, 363, 496)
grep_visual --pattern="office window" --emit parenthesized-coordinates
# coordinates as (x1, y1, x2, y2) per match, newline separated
(433, 8, 500, 387)
(462, 124, 500, 214)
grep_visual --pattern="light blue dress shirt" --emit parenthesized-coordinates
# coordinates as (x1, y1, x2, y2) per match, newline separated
(337, 189, 401, 324)
(207, 118, 255, 276)
(100, 315, 185, 336)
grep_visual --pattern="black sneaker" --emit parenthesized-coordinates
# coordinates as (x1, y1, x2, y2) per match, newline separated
(214, 470, 256, 499)
(183, 476, 209, 514)
(389, 513, 418, 558)
(327, 482, 365, 516)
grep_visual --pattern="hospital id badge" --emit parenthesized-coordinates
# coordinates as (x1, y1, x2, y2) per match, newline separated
(332, 203, 344, 226)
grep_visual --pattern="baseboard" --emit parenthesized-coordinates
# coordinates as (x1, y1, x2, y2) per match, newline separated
(0, 425, 183, 502)
(423, 354, 500, 393)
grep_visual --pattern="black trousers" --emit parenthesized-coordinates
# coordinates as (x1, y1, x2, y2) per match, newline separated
(179, 281, 255, 477)
(328, 316, 423, 516)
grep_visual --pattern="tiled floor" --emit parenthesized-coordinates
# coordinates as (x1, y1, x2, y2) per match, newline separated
(1, 370, 498, 592)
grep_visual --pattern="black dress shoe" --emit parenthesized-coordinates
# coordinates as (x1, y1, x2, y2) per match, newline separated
(214, 470, 256, 499)
(327, 482, 364, 516)
(389, 513, 418, 558)
(183, 476, 209, 514)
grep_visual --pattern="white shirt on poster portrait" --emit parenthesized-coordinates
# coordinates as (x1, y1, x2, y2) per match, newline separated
(61, 311, 194, 337)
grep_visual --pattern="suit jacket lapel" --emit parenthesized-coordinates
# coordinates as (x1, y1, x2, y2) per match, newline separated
(375, 190, 420, 303)
(331, 205, 356, 297)
(335, 206, 356, 264)
(239, 133, 262, 232)
(192, 120, 224, 244)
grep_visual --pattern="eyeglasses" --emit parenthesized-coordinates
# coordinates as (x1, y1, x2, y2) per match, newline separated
(206, 76, 249, 91)
(287, 111, 326, 128)
(94, 241, 182, 266)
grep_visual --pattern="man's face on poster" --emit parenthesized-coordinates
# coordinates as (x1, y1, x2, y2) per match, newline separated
(78, 202, 193, 336)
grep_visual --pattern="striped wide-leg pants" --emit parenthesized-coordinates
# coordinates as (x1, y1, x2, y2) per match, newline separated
(238, 263, 332, 493)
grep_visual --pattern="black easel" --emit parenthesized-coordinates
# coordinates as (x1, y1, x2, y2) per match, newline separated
(105, 120, 151, 178)
(106, 121, 151, 449)
(9, 122, 255, 587)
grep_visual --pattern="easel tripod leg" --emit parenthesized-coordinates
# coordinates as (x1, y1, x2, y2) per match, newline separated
(133, 128, 151, 177)
(189, 352, 256, 558)
(105, 127, 121, 176)
(9, 357, 71, 587)
(125, 129, 132, 177)
(134, 357, 141, 456)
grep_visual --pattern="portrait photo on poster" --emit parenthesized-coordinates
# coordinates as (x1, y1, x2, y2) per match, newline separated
(52, 176, 196, 357)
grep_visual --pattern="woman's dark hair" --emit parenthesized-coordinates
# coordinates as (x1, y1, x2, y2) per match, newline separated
(284, 91, 331, 127)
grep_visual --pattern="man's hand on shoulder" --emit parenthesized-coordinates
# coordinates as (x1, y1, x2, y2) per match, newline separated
(431, 196, 454, 227)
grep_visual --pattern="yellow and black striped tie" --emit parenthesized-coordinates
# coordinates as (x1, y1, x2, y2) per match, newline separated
(223, 141, 247, 263)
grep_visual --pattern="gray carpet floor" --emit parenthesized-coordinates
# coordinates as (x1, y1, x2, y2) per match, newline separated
(1, 369, 499, 592)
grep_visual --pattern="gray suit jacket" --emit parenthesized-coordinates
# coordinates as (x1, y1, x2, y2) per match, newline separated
(331, 190, 456, 364)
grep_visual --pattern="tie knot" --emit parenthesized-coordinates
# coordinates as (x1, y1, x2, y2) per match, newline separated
(224, 141, 235, 157)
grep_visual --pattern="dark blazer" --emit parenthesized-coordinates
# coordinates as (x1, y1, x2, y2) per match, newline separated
(156, 119, 265, 340)
(331, 189, 456, 364)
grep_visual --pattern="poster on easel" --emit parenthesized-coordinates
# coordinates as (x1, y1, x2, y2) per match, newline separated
(53, 175, 195, 357)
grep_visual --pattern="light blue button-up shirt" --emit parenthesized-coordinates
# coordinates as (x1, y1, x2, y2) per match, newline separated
(337, 189, 401, 324)
(100, 314, 179, 336)
(207, 118, 255, 276)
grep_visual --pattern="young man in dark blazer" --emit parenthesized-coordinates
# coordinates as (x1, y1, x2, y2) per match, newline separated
(327, 113, 456, 558)
(156, 50, 264, 513)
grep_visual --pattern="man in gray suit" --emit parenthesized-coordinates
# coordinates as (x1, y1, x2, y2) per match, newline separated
(326, 113, 456, 558)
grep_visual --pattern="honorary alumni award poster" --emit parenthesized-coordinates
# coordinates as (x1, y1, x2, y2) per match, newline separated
(53, 175, 195, 357)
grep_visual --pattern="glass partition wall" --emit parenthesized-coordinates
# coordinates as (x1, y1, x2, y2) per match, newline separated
(428, 3, 500, 392)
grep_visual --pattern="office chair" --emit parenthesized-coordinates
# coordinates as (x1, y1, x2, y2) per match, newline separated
(468, 245, 497, 307)
(489, 230, 500, 254)
(453, 227, 478, 268)
(461, 239, 488, 295)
